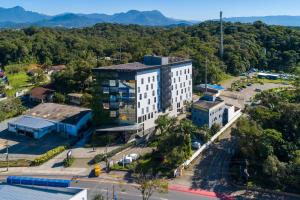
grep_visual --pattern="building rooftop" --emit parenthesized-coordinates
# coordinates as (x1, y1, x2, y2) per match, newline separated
(67, 93, 83, 98)
(93, 56, 192, 72)
(30, 87, 55, 100)
(0, 184, 83, 200)
(26, 103, 91, 125)
(9, 116, 56, 129)
(193, 99, 224, 110)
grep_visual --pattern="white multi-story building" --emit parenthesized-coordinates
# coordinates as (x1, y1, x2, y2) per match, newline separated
(93, 55, 192, 137)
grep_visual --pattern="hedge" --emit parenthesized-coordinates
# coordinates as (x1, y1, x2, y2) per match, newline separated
(92, 142, 135, 164)
(31, 146, 67, 166)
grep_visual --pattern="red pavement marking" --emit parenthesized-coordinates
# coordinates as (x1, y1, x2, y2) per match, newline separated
(169, 185, 235, 200)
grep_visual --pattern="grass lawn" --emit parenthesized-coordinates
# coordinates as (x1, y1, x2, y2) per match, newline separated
(218, 74, 235, 85)
(0, 159, 31, 168)
(6, 72, 32, 97)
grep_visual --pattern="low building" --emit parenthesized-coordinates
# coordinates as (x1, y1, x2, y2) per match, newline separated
(29, 87, 55, 103)
(223, 104, 241, 124)
(8, 103, 92, 139)
(257, 72, 279, 80)
(67, 93, 83, 105)
(192, 98, 225, 128)
(46, 65, 66, 75)
(0, 184, 87, 200)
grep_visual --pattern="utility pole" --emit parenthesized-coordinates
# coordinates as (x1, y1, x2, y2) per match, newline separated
(5, 140, 9, 171)
(220, 11, 224, 59)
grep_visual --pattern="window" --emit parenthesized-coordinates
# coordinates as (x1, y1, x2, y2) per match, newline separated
(181, 89, 183, 94)
(176, 71, 178, 76)
(138, 117, 142, 123)
(176, 91, 178, 95)
(154, 97, 157, 103)
(171, 72, 173, 77)
(138, 102, 140, 108)
(171, 85, 173, 91)
(173, 78, 176, 83)
(151, 112, 153, 118)
(142, 108, 144, 114)
(109, 80, 116, 87)
(152, 76, 155, 81)
(146, 85, 149, 90)
(184, 69, 186, 74)
(152, 90, 155, 96)
(148, 99, 151, 105)
(153, 104, 155, 110)
(148, 77, 150, 83)
(141, 78, 144, 84)
(180, 83, 182, 88)
(137, 87, 140, 93)
(144, 93, 147, 98)
(139, 94, 142, 100)
(151, 84, 153, 89)
(146, 107, 149, 113)
(148, 113, 151, 119)
(178, 77, 180, 82)
(180, 70, 182, 75)
(110, 111, 117, 117)
(188, 68, 190, 73)
(186, 75, 188, 80)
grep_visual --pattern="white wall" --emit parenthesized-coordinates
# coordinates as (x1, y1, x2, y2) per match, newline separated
(136, 69, 160, 131)
(170, 63, 193, 115)
(69, 188, 87, 200)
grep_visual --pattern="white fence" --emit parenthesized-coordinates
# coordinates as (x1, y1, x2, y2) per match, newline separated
(181, 112, 242, 168)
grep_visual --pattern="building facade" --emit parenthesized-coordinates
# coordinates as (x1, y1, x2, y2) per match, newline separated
(92, 56, 193, 133)
(192, 99, 225, 128)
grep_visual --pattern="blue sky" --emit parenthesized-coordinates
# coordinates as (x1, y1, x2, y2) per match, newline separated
(1, 0, 300, 20)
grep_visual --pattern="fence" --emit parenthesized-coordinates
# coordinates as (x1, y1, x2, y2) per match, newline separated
(181, 112, 242, 169)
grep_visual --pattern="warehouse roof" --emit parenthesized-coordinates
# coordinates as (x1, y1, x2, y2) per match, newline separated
(8, 116, 55, 129)
(30, 87, 55, 100)
(26, 103, 91, 125)
(0, 184, 83, 200)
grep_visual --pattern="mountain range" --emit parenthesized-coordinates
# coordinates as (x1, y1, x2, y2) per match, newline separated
(0, 6, 192, 28)
(2, 6, 300, 28)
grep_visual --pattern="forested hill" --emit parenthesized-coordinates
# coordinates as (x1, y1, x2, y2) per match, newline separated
(1, 21, 300, 87)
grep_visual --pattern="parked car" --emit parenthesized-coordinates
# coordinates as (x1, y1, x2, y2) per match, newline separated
(128, 153, 139, 160)
(192, 142, 201, 150)
(255, 88, 262, 92)
(118, 156, 133, 165)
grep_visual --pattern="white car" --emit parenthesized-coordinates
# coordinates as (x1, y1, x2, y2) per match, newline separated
(128, 153, 139, 160)
(119, 156, 133, 164)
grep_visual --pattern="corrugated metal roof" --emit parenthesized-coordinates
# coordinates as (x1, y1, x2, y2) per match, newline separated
(0, 184, 78, 200)
(9, 116, 55, 129)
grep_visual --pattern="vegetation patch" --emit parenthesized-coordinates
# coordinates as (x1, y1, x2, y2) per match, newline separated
(31, 145, 67, 166)
(0, 159, 31, 168)
(63, 156, 75, 168)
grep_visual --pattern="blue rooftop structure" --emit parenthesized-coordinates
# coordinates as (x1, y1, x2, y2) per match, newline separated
(9, 116, 55, 129)
(200, 84, 225, 91)
(0, 184, 86, 200)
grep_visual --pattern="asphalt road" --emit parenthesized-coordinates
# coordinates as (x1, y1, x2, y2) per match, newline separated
(71, 179, 219, 200)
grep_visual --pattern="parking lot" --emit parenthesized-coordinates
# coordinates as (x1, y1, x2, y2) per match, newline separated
(0, 117, 70, 161)
(220, 82, 290, 109)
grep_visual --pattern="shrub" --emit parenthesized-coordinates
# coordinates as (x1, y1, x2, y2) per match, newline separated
(63, 156, 75, 168)
(31, 146, 66, 166)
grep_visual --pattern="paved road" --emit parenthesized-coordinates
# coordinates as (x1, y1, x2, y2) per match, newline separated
(72, 178, 220, 200)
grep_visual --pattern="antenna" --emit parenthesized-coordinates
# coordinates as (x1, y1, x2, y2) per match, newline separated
(205, 57, 208, 93)
(220, 11, 224, 59)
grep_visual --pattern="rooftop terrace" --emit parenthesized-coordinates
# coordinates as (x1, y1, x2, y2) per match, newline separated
(193, 99, 225, 110)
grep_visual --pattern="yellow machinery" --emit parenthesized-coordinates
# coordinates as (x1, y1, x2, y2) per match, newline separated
(94, 164, 101, 177)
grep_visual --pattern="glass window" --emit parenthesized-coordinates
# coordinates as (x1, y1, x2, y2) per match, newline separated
(138, 87, 140, 93)
(152, 76, 155, 81)
(153, 105, 155, 110)
(109, 80, 116, 86)
(151, 84, 153, 89)
(154, 97, 156, 103)
(142, 108, 144, 114)
(146, 85, 149, 90)
(141, 78, 144, 84)
(176, 71, 178, 76)
(152, 90, 155, 96)
(146, 107, 149, 113)
(178, 77, 180, 82)
(148, 99, 150, 105)
(148, 77, 150, 83)
(138, 102, 140, 108)
(144, 93, 147, 98)
(139, 94, 142, 100)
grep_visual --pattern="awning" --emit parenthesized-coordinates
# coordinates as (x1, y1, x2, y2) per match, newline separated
(96, 124, 142, 132)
